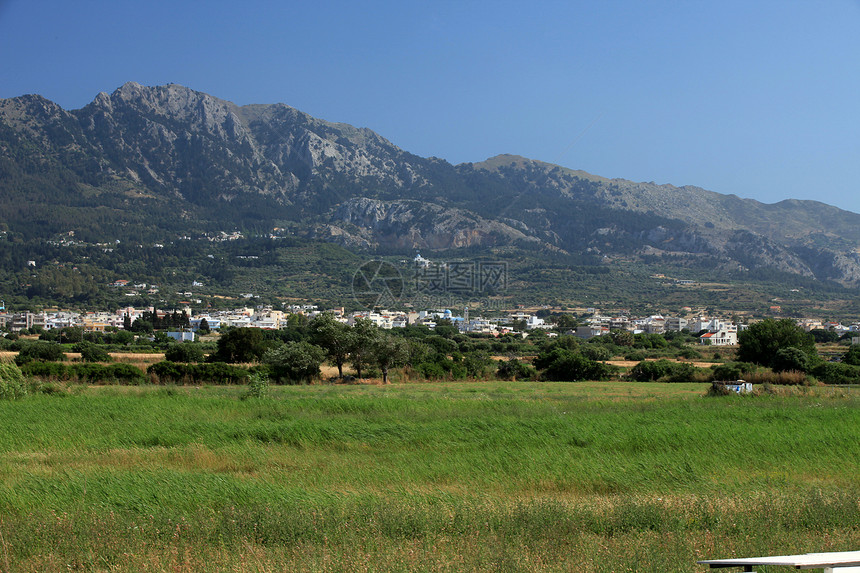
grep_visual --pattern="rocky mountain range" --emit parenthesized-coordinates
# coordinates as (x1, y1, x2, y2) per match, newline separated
(2, 82, 860, 286)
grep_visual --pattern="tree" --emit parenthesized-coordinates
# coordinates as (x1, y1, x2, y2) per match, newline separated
(553, 314, 578, 330)
(433, 319, 459, 338)
(369, 332, 410, 384)
(111, 330, 135, 346)
(609, 329, 634, 347)
(842, 344, 860, 366)
(130, 318, 153, 334)
(210, 328, 268, 363)
(772, 346, 812, 373)
(810, 329, 839, 344)
(197, 318, 211, 335)
(349, 318, 379, 380)
(738, 319, 817, 368)
(263, 341, 326, 384)
(310, 313, 353, 378)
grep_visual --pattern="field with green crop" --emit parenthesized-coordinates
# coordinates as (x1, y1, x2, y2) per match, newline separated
(1, 381, 858, 572)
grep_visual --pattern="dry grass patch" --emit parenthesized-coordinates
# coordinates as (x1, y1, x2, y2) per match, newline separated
(110, 352, 164, 371)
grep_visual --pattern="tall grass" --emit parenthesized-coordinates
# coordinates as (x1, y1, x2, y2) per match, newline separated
(0, 382, 858, 571)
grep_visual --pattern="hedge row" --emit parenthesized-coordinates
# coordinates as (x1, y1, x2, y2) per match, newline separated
(20, 362, 146, 385)
(146, 361, 250, 385)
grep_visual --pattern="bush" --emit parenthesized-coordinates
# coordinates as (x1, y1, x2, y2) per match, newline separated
(103, 363, 147, 385)
(811, 362, 860, 385)
(711, 362, 756, 382)
(242, 372, 270, 399)
(20, 361, 69, 379)
(538, 349, 615, 381)
(73, 341, 112, 363)
(677, 348, 701, 360)
(414, 361, 449, 380)
(629, 360, 675, 382)
(705, 381, 733, 397)
(842, 345, 860, 366)
(147, 361, 249, 385)
(164, 343, 205, 363)
(0, 362, 28, 400)
(580, 344, 612, 362)
(19, 361, 146, 385)
(772, 346, 812, 373)
(462, 351, 493, 378)
(14, 342, 66, 365)
(496, 358, 537, 381)
(629, 359, 703, 382)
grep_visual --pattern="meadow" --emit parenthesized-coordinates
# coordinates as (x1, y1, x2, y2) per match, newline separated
(0, 381, 858, 572)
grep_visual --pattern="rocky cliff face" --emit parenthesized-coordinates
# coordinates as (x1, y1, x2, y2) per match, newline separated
(2, 82, 860, 285)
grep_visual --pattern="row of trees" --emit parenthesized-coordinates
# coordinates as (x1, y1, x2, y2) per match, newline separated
(208, 315, 410, 384)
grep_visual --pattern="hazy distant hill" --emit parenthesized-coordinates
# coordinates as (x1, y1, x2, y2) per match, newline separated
(2, 82, 860, 287)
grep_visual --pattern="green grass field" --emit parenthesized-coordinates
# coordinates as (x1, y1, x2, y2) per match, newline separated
(1, 382, 858, 572)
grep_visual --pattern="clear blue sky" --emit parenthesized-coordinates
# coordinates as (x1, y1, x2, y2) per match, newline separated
(2, 1, 859, 213)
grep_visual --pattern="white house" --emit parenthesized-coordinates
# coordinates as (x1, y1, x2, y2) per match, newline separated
(699, 329, 738, 346)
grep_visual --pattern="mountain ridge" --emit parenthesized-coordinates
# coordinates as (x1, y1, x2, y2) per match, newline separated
(2, 82, 860, 289)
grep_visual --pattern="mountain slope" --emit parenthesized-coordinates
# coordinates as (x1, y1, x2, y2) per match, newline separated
(2, 82, 860, 287)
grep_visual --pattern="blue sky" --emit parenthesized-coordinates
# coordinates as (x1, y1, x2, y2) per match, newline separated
(2, 1, 859, 213)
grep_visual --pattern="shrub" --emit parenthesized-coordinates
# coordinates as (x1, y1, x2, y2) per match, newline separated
(19, 361, 145, 385)
(462, 351, 494, 378)
(842, 345, 860, 366)
(20, 361, 69, 379)
(629, 359, 675, 382)
(14, 342, 66, 365)
(677, 348, 701, 360)
(242, 372, 270, 399)
(496, 358, 537, 381)
(772, 346, 812, 373)
(629, 359, 703, 382)
(539, 350, 615, 382)
(580, 344, 612, 362)
(711, 362, 756, 382)
(104, 363, 146, 385)
(73, 341, 112, 363)
(414, 361, 449, 380)
(164, 343, 205, 363)
(147, 361, 249, 385)
(811, 362, 860, 385)
(705, 381, 733, 397)
(0, 362, 28, 400)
